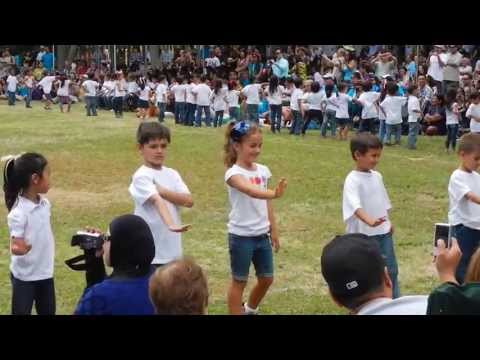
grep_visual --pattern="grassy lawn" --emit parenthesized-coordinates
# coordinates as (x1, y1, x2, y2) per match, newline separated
(0, 100, 458, 314)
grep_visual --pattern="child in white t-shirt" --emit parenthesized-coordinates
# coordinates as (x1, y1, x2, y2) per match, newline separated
(129, 123, 192, 267)
(170, 77, 187, 124)
(264, 75, 285, 133)
(406, 85, 421, 150)
(241, 80, 262, 123)
(445, 88, 460, 153)
(288, 78, 304, 135)
(380, 83, 407, 146)
(155, 75, 169, 123)
(210, 79, 227, 128)
(82, 73, 99, 116)
(226, 80, 241, 123)
(342, 133, 400, 298)
(6, 70, 18, 106)
(466, 92, 480, 134)
(224, 121, 287, 315)
(448, 133, 480, 283)
(354, 81, 380, 134)
(334, 82, 353, 141)
(320, 84, 338, 137)
(3, 153, 55, 315)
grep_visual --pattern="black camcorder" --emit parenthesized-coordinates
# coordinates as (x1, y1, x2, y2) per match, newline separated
(71, 231, 106, 251)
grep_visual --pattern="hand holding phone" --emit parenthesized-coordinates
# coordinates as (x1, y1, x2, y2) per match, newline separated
(432, 223, 452, 257)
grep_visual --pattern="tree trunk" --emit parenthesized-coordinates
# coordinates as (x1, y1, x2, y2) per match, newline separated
(67, 45, 78, 62)
(149, 45, 160, 67)
(56, 45, 68, 70)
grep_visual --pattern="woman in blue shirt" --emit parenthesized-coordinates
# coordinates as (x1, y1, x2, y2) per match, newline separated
(75, 214, 156, 315)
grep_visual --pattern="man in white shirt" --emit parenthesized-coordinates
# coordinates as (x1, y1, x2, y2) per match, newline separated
(321, 233, 428, 315)
(191, 75, 212, 127)
(442, 45, 462, 95)
(427, 45, 446, 93)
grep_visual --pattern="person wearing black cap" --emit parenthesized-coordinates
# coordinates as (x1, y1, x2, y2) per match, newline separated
(321, 233, 428, 315)
(74, 214, 156, 315)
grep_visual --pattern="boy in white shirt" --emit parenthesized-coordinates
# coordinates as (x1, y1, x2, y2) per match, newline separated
(342, 133, 400, 298)
(448, 133, 480, 283)
(380, 82, 407, 146)
(288, 78, 305, 135)
(192, 75, 212, 127)
(82, 73, 99, 116)
(466, 92, 480, 134)
(354, 81, 380, 134)
(170, 77, 187, 124)
(184, 76, 198, 126)
(6, 70, 18, 106)
(241, 80, 262, 123)
(406, 85, 421, 150)
(155, 75, 168, 123)
(129, 123, 193, 267)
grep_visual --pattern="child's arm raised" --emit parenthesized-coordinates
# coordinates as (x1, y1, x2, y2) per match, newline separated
(227, 175, 287, 200)
(148, 193, 191, 233)
(354, 208, 386, 227)
(267, 200, 280, 252)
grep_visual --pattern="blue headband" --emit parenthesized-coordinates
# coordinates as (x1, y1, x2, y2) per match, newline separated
(230, 121, 252, 142)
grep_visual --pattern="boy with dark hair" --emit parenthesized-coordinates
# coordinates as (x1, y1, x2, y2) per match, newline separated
(129, 122, 193, 269)
(448, 133, 480, 283)
(321, 233, 427, 314)
(342, 133, 401, 298)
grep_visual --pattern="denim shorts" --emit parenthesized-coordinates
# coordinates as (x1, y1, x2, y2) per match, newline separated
(228, 233, 274, 281)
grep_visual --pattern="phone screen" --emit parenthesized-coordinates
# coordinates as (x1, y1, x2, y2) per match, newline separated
(433, 224, 451, 248)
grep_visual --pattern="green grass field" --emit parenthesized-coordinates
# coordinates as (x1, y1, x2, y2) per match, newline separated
(0, 101, 458, 314)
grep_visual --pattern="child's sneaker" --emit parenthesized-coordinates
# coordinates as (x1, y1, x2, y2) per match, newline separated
(243, 303, 259, 315)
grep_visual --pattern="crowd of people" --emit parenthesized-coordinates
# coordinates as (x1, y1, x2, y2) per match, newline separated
(2, 44, 480, 316)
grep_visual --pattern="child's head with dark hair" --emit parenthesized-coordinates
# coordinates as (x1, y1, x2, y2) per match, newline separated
(224, 121, 261, 168)
(325, 83, 335, 98)
(458, 133, 480, 172)
(3, 153, 49, 211)
(214, 79, 222, 95)
(406, 84, 417, 95)
(350, 133, 383, 170)
(228, 80, 237, 91)
(88, 72, 95, 80)
(293, 77, 303, 89)
(136, 122, 171, 169)
(470, 91, 480, 104)
(362, 80, 372, 92)
(386, 82, 398, 96)
(338, 82, 348, 93)
(311, 81, 320, 93)
(200, 75, 207, 83)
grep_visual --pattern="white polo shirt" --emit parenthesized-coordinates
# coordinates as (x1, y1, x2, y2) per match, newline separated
(242, 84, 262, 105)
(8, 196, 55, 281)
(129, 165, 190, 265)
(155, 83, 168, 104)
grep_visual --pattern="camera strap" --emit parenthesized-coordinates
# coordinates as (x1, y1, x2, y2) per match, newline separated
(65, 254, 88, 271)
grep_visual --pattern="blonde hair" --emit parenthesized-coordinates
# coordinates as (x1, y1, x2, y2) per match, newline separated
(223, 121, 261, 168)
(465, 248, 480, 283)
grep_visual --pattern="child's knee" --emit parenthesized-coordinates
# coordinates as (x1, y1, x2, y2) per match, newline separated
(258, 276, 274, 288)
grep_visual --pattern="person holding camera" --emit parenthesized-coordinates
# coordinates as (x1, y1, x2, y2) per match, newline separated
(447, 133, 480, 284)
(74, 214, 156, 315)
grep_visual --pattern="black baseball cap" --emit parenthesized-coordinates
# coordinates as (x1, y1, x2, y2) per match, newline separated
(321, 233, 386, 301)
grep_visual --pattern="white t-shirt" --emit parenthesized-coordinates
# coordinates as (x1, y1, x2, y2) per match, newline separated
(407, 95, 421, 123)
(466, 103, 480, 133)
(226, 89, 240, 108)
(138, 86, 151, 101)
(357, 296, 428, 315)
(171, 84, 186, 102)
(306, 91, 324, 111)
(225, 163, 272, 237)
(155, 83, 168, 104)
(57, 79, 71, 97)
(114, 79, 127, 97)
(290, 88, 304, 111)
(427, 54, 446, 82)
(313, 72, 325, 88)
(335, 93, 351, 119)
(446, 103, 460, 125)
(242, 84, 262, 105)
(211, 88, 227, 111)
(7, 75, 17, 92)
(301, 92, 311, 111)
(448, 169, 480, 230)
(38, 75, 56, 94)
(8, 196, 55, 281)
(83, 80, 98, 97)
(192, 83, 212, 106)
(380, 95, 407, 125)
(129, 165, 191, 265)
(324, 93, 338, 112)
(343, 170, 392, 236)
(186, 83, 196, 104)
(265, 85, 285, 105)
(358, 91, 380, 119)
(127, 81, 139, 95)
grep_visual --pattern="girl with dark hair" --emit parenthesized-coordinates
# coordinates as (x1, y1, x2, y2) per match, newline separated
(226, 80, 241, 122)
(264, 75, 285, 133)
(3, 153, 55, 315)
(210, 79, 227, 127)
(136, 76, 150, 120)
(56, 73, 71, 113)
(445, 88, 460, 152)
(302, 81, 324, 135)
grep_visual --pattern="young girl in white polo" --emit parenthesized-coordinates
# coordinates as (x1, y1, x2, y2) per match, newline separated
(3, 153, 55, 315)
(223, 121, 288, 315)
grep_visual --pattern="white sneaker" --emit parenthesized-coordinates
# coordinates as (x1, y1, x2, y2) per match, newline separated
(243, 303, 259, 315)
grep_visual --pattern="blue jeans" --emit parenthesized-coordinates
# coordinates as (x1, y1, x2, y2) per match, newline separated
(157, 102, 166, 122)
(185, 103, 196, 126)
(229, 107, 240, 123)
(270, 104, 282, 132)
(246, 104, 259, 123)
(196, 105, 211, 127)
(113, 96, 123, 117)
(385, 123, 402, 144)
(378, 119, 386, 142)
(407, 122, 420, 149)
(85, 96, 97, 116)
(369, 232, 400, 299)
(25, 88, 32, 107)
(228, 233, 274, 281)
(446, 124, 459, 150)
(452, 224, 480, 284)
(290, 110, 303, 135)
(10, 273, 55, 315)
(8, 91, 15, 105)
(214, 110, 224, 127)
(174, 101, 185, 124)
(321, 109, 337, 137)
